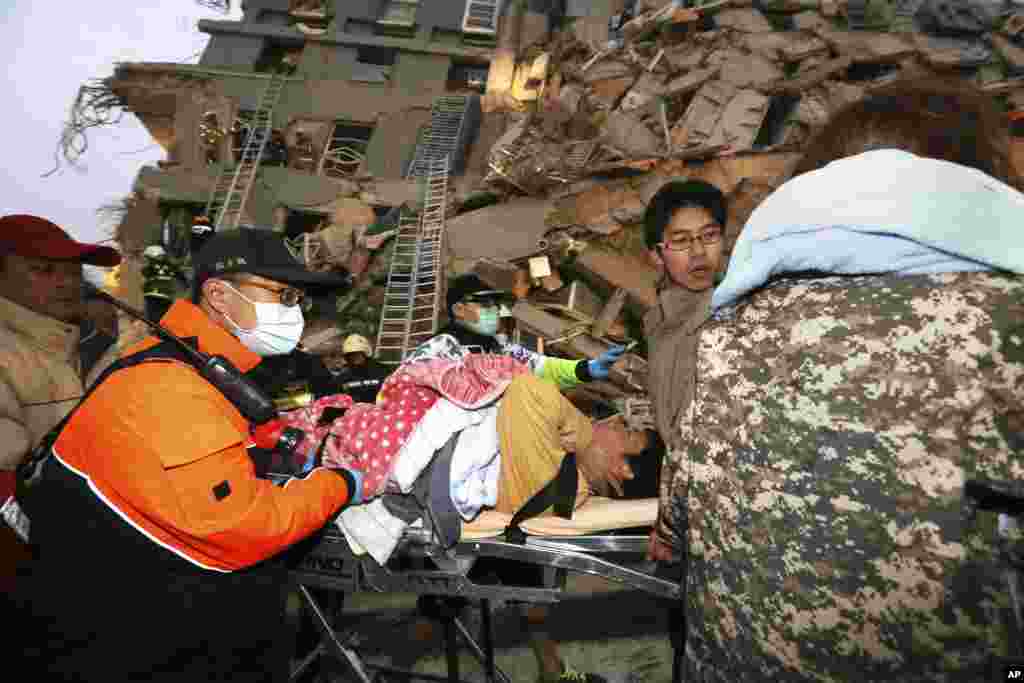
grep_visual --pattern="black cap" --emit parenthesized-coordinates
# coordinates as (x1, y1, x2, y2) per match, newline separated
(446, 273, 488, 318)
(192, 228, 350, 295)
(643, 179, 728, 249)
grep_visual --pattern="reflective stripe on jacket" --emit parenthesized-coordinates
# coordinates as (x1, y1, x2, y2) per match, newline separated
(50, 299, 353, 571)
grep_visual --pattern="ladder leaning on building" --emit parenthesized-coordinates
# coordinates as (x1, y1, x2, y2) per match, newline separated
(374, 94, 479, 364)
(203, 73, 287, 232)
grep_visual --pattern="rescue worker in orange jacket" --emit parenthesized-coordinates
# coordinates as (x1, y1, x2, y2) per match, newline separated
(15, 228, 366, 682)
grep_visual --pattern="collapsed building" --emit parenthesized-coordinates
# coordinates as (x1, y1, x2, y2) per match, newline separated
(102, 0, 1024, 415)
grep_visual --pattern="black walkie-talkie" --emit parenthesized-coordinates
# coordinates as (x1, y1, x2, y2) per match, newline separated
(85, 284, 277, 425)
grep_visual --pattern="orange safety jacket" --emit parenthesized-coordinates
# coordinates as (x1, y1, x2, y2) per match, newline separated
(48, 299, 353, 571)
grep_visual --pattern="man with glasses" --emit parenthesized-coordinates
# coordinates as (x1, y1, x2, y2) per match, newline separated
(17, 228, 366, 683)
(641, 179, 728, 563)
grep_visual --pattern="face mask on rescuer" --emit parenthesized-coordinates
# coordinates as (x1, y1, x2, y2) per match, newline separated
(222, 283, 305, 356)
(459, 307, 500, 337)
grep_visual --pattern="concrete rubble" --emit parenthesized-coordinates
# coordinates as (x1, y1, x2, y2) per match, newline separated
(112, 0, 1024, 411)
(422, 0, 1024, 409)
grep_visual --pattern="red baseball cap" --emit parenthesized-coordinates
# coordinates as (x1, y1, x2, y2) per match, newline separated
(0, 214, 121, 267)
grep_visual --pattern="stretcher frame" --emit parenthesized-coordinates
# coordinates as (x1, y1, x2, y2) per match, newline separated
(287, 523, 686, 683)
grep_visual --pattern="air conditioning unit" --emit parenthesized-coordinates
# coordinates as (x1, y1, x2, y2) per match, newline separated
(462, 0, 502, 35)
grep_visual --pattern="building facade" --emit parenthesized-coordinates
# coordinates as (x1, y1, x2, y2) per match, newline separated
(111, 0, 512, 253)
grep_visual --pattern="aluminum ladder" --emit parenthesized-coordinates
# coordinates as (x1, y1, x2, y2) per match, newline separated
(204, 74, 286, 231)
(375, 156, 450, 364)
(406, 95, 471, 179)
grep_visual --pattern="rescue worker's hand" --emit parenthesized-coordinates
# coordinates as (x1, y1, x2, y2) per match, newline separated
(328, 466, 369, 505)
(587, 345, 626, 380)
(646, 528, 676, 562)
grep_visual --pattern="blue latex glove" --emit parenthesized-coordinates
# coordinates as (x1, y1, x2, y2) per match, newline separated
(587, 345, 627, 380)
(344, 468, 365, 505)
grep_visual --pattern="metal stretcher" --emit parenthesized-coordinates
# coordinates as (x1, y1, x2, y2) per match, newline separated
(282, 486, 686, 683)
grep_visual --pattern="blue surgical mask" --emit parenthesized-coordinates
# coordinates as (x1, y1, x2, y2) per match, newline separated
(459, 308, 500, 337)
(222, 283, 305, 356)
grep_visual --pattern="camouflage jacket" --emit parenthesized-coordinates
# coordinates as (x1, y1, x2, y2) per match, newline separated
(668, 272, 1024, 682)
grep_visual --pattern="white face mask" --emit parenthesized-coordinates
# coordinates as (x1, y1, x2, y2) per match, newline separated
(221, 282, 305, 356)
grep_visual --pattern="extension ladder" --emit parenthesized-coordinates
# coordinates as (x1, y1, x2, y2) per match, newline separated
(204, 74, 286, 231)
(375, 156, 451, 364)
(406, 95, 472, 179)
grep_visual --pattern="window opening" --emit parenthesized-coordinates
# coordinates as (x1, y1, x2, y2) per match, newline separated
(353, 46, 397, 82)
(318, 123, 374, 179)
(462, 0, 503, 35)
(447, 62, 490, 93)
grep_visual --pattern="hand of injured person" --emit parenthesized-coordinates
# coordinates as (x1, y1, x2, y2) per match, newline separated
(576, 417, 645, 497)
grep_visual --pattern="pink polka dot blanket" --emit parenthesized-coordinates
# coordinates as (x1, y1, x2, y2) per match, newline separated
(277, 350, 529, 498)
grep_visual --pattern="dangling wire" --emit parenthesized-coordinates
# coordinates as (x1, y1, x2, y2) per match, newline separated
(43, 79, 125, 178)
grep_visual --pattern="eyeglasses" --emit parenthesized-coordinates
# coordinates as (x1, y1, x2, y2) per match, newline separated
(658, 227, 723, 253)
(230, 278, 305, 308)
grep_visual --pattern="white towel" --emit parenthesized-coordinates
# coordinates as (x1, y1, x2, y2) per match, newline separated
(336, 498, 408, 565)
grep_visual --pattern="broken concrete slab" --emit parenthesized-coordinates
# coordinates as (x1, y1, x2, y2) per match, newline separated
(562, 182, 646, 235)
(742, 32, 793, 60)
(573, 16, 611, 50)
(664, 45, 707, 72)
(559, 83, 586, 115)
(590, 77, 639, 108)
(719, 53, 786, 89)
(446, 198, 552, 262)
(766, 55, 853, 94)
(584, 60, 636, 83)
(671, 80, 738, 148)
(619, 72, 666, 112)
(574, 246, 658, 313)
(707, 89, 771, 152)
(816, 29, 917, 64)
(705, 47, 746, 70)
(665, 66, 721, 96)
(604, 111, 663, 157)
(779, 33, 831, 63)
(714, 8, 776, 33)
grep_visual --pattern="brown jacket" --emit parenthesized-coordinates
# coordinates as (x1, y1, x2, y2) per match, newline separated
(643, 285, 711, 547)
(0, 296, 119, 470)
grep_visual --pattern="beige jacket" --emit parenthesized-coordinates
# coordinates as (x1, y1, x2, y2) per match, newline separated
(643, 285, 712, 546)
(0, 296, 119, 470)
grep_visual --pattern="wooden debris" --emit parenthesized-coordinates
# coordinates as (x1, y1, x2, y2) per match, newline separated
(592, 288, 629, 340)
(511, 301, 610, 360)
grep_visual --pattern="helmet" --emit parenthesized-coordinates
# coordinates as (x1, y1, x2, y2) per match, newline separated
(143, 245, 167, 259)
(342, 334, 373, 356)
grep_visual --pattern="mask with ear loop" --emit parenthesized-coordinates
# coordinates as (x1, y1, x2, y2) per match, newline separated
(458, 306, 500, 337)
(219, 281, 305, 356)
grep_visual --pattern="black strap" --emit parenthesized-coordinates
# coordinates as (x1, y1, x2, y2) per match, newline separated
(504, 453, 578, 544)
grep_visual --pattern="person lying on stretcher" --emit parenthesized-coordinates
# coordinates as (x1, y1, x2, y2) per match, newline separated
(275, 331, 648, 683)
(280, 332, 647, 519)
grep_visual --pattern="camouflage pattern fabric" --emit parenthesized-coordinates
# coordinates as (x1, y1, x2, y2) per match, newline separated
(666, 272, 1024, 682)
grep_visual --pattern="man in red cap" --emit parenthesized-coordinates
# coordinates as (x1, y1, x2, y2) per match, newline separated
(0, 214, 121, 472)
(0, 214, 122, 593)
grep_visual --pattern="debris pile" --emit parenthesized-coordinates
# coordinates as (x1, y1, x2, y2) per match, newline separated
(134, 0, 1024, 415)
(437, 0, 1024, 411)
